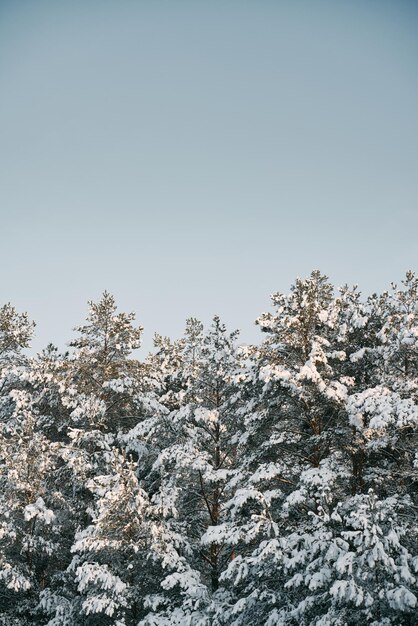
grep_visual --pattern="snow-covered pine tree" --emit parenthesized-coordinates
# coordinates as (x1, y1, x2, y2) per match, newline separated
(0, 306, 70, 625)
(0, 301, 36, 443)
(212, 272, 418, 625)
(0, 303, 35, 365)
(67, 291, 144, 432)
(56, 291, 147, 493)
(129, 316, 245, 624)
(39, 294, 158, 626)
(0, 389, 66, 625)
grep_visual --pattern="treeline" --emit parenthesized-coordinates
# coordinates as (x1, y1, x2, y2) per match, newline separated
(0, 271, 417, 626)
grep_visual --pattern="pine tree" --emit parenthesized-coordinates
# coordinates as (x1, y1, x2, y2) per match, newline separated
(212, 272, 418, 625)
(39, 294, 153, 625)
(133, 317, 244, 624)
(0, 303, 35, 364)
(0, 386, 67, 625)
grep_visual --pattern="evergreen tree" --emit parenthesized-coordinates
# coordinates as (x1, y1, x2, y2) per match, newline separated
(212, 272, 417, 625)
(134, 317, 244, 624)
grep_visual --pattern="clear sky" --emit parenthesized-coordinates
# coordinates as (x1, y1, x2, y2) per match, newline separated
(0, 0, 417, 355)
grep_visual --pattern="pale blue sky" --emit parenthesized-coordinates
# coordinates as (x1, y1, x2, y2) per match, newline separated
(0, 0, 417, 354)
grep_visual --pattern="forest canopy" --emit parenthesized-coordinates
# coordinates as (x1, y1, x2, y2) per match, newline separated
(0, 271, 417, 625)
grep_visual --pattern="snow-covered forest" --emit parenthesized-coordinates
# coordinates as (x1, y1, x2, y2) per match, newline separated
(0, 271, 417, 626)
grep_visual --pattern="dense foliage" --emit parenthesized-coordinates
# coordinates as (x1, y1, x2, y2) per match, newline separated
(0, 273, 416, 625)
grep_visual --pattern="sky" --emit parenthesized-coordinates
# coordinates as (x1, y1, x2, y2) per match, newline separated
(0, 0, 417, 356)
